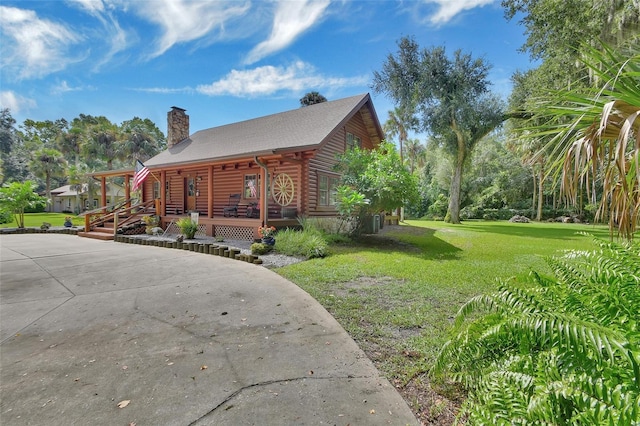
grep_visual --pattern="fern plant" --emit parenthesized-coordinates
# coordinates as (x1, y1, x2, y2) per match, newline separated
(176, 217, 198, 239)
(433, 237, 640, 424)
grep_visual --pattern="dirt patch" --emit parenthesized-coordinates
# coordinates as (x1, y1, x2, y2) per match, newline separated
(341, 275, 397, 289)
(399, 375, 462, 425)
(337, 270, 464, 425)
(358, 225, 425, 253)
(358, 332, 461, 425)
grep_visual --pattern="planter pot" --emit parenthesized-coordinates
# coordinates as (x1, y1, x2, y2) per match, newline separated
(262, 237, 276, 246)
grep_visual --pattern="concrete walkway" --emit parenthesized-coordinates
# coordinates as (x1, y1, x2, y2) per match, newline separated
(0, 234, 418, 425)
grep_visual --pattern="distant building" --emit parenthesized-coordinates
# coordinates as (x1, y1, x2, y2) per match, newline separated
(51, 183, 125, 213)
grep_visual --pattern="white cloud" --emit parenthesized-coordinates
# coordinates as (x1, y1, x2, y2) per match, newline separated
(66, 0, 105, 14)
(129, 0, 251, 58)
(422, 0, 496, 25)
(0, 91, 37, 113)
(133, 86, 194, 95)
(245, 0, 331, 64)
(196, 61, 368, 97)
(50, 80, 96, 95)
(0, 6, 83, 80)
(67, 0, 130, 69)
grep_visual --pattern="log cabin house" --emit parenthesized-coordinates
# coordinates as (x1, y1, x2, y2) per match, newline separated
(84, 93, 384, 240)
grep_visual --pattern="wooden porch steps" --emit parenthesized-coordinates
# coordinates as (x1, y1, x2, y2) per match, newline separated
(77, 223, 115, 241)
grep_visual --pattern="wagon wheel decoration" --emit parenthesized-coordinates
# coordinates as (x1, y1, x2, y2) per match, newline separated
(271, 173, 295, 206)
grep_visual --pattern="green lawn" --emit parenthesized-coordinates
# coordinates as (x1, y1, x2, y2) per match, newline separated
(0, 213, 84, 228)
(274, 219, 611, 422)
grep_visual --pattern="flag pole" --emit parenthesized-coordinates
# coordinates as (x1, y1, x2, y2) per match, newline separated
(148, 169, 161, 183)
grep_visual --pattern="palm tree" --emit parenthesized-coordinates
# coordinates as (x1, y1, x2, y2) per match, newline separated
(29, 148, 67, 212)
(384, 106, 418, 220)
(57, 126, 84, 166)
(120, 117, 165, 162)
(403, 138, 425, 174)
(383, 106, 418, 167)
(531, 44, 639, 238)
(83, 118, 122, 170)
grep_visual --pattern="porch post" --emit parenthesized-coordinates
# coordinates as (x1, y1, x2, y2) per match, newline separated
(101, 176, 107, 212)
(260, 165, 266, 225)
(124, 174, 131, 207)
(160, 170, 167, 216)
(208, 165, 214, 218)
(254, 157, 268, 227)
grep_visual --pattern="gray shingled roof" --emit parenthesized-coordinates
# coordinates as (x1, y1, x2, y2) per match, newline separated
(145, 93, 376, 168)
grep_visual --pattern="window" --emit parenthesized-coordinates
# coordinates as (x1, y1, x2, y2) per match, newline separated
(187, 178, 195, 197)
(93, 199, 98, 209)
(318, 174, 339, 206)
(346, 132, 362, 150)
(153, 181, 160, 199)
(244, 174, 260, 199)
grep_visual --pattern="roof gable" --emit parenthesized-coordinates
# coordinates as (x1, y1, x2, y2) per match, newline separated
(145, 93, 382, 168)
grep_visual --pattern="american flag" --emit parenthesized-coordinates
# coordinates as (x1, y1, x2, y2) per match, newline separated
(248, 179, 257, 197)
(132, 160, 150, 191)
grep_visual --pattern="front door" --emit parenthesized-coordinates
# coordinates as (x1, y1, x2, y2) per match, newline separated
(185, 177, 196, 212)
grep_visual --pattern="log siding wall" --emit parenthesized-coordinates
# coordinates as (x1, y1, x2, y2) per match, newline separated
(307, 109, 375, 217)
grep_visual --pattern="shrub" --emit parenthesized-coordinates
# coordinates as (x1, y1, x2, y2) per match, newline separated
(0, 210, 13, 224)
(426, 194, 449, 220)
(433, 237, 640, 424)
(275, 227, 328, 259)
(303, 217, 340, 234)
(251, 242, 273, 255)
(323, 232, 351, 245)
(24, 204, 46, 213)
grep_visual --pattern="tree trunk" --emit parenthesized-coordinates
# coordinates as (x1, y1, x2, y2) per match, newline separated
(46, 174, 52, 212)
(397, 136, 405, 220)
(536, 165, 544, 221)
(531, 169, 537, 215)
(446, 120, 467, 224)
(446, 148, 465, 224)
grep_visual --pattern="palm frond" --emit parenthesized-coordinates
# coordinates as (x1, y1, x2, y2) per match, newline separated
(510, 42, 640, 238)
(434, 237, 640, 423)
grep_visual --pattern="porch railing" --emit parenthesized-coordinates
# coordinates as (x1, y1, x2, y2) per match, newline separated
(83, 198, 156, 232)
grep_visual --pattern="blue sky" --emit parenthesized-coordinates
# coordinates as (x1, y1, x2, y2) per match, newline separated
(1, 0, 534, 137)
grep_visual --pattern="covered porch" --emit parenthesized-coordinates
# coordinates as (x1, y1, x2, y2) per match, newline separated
(87, 153, 305, 240)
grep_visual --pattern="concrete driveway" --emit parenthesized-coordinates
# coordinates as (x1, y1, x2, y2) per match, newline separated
(0, 234, 418, 425)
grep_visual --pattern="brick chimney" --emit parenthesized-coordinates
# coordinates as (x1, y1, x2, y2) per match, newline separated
(167, 106, 189, 148)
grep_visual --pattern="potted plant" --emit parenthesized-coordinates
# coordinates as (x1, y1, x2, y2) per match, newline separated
(142, 215, 160, 234)
(176, 217, 198, 239)
(258, 225, 276, 245)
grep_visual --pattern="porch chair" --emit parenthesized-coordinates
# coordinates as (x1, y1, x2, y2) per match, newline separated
(246, 202, 260, 218)
(223, 193, 241, 217)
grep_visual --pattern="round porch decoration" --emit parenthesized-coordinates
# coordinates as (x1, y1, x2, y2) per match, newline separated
(271, 173, 295, 206)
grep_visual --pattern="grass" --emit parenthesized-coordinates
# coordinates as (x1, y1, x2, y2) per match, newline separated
(0, 212, 84, 228)
(274, 219, 611, 423)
